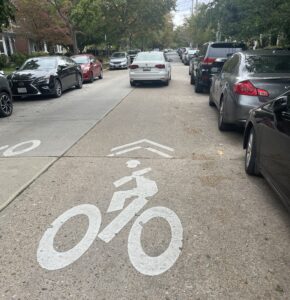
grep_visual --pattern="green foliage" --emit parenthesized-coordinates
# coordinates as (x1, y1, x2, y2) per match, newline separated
(0, 54, 9, 68)
(10, 53, 28, 67)
(182, 0, 290, 47)
(0, 0, 15, 29)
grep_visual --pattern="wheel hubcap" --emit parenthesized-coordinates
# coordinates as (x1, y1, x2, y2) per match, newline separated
(246, 133, 253, 167)
(219, 101, 224, 125)
(0, 94, 12, 115)
(56, 82, 61, 96)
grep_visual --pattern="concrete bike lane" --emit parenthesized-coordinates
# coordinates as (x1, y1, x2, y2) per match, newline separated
(1, 65, 290, 299)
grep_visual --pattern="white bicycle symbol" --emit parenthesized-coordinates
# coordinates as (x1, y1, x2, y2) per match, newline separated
(37, 160, 183, 276)
(0, 140, 41, 157)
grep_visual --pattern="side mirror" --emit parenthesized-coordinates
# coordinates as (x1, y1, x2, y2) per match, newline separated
(273, 96, 290, 113)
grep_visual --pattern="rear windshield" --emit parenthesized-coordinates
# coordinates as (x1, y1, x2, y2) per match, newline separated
(71, 56, 90, 64)
(208, 45, 243, 58)
(128, 50, 139, 55)
(245, 55, 290, 73)
(135, 52, 164, 61)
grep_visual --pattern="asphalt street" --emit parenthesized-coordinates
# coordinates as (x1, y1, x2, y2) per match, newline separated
(0, 53, 290, 299)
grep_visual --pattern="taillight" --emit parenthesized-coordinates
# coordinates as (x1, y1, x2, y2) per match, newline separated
(155, 64, 165, 69)
(203, 57, 216, 65)
(233, 80, 269, 97)
(129, 64, 139, 69)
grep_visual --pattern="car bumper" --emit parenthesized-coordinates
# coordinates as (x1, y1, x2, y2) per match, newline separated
(11, 82, 55, 97)
(225, 95, 265, 125)
(110, 64, 127, 69)
(130, 71, 169, 82)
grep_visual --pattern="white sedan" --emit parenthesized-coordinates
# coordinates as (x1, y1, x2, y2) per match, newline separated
(129, 52, 171, 86)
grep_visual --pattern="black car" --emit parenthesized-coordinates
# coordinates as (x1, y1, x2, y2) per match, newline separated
(244, 91, 290, 209)
(192, 42, 246, 93)
(8, 56, 83, 99)
(0, 73, 13, 117)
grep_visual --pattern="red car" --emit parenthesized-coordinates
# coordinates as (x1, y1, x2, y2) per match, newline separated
(71, 54, 103, 83)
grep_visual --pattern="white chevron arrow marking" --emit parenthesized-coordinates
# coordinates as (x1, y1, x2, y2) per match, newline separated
(107, 139, 174, 158)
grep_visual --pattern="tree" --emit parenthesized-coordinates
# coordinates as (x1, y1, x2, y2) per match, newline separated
(14, 0, 71, 48)
(0, 0, 15, 29)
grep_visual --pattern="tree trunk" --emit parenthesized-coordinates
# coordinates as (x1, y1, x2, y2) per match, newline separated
(70, 27, 78, 54)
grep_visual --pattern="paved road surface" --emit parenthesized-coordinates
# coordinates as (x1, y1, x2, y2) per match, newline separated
(0, 53, 290, 299)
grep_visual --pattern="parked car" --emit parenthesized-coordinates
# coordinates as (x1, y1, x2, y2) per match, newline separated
(7, 56, 83, 99)
(181, 47, 191, 64)
(209, 50, 290, 130)
(129, 51, 171, 86)
(71, 54, 103, 83)
(184, 49, 198, 65)
(0, 72, 13, 117)
(190, 57, 227, 84)
(109, 52, 130, 70)
(128, 49, 141, 63)
(243, 91, 290, 209)
(192, 42, 246, 93)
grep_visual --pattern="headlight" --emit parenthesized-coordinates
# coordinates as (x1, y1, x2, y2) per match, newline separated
(35, 76, 50, 84)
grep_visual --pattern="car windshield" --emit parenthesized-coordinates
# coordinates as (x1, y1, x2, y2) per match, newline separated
(71, 56, 90, 64)
(188, 50, 198, 54)
(112, 53, 125, 58)
(20, 57, 57, 70)
(245, 55, 290, 73)
(135, 52, 164, 61)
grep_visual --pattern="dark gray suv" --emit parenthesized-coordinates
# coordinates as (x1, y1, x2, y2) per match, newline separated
(192, 42, 246, 93)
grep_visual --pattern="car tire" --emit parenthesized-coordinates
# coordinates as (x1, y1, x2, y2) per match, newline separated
(245, 128, 259, 175)
(53, 79, 62, 98)
(164, 79, 169, 86)
(99, 69, 103, 79)
(130, 81, 135, 87)
(218, 99, 230, 131)
(0, 91, 13, 117)
(75, 73, 83, 89)
(190, 74, 195, 85)
(89, 72, 94, 83)
(208, 93, 215, 106)
(195, 77, 203, 93)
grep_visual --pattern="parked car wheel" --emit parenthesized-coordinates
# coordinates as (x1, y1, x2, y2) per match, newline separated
(0, 91, 13, 117)
(75, 73, 83, 89)
(89, 72, 94, 83)
(164, 79, 169, 86)
(190, 74, 195, 85)
(245, 128, 259, 175)
(218, 99, 230, 131)
(53, 79, 62, 98)
(195, 77, 203, 93)
(130, 81, 136, 87)
(208, 94, 215, 107)
(99, 69, 103, 79)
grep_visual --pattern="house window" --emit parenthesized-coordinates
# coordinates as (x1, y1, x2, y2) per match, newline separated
(0, 40, 5, 54)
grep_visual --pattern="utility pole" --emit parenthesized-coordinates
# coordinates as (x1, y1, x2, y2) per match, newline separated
(191, 0, 194, 16)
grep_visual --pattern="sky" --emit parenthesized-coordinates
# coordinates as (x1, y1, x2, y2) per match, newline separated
(173, 0, 209, 27)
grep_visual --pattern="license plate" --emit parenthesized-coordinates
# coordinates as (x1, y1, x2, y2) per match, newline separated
(143, 67, 151, 71)
(17, 87, 27, 93)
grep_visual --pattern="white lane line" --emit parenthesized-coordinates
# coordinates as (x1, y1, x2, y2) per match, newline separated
(146, 147, 173, 158)
(107, 146, 142, 157)
(0, 145, 9, 152)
